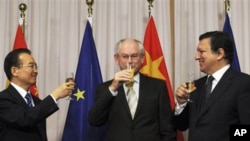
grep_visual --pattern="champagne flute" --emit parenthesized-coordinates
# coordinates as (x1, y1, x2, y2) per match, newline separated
(65, 72, 74, 100)
(186, 73, 195, 102)
(125, 63, 134, 88)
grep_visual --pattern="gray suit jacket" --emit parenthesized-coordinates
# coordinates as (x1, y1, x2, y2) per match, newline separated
(174, 68, 250, 141)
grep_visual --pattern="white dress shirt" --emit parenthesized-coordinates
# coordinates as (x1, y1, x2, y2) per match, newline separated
(11, 82, 35, 106)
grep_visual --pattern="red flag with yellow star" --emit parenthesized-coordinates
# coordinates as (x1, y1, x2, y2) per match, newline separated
(140, 16, 184, 141)
(9, 24, 39, 97)
(140, 16, 174, 108)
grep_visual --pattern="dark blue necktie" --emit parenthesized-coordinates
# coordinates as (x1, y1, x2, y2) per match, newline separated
(25, 93, 33, 107)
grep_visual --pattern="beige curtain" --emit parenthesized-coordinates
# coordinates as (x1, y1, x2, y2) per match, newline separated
(174, 0, 250, 89)
(0, 0, 249, 140)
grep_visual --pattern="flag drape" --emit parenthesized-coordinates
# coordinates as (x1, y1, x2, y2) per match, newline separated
(140, 16, 184, 141)
(223, 12, 241, 72)
(13, 25, 27, 49)
(140, 16, 174, 109)
(62, 19, 105, 141)
(9, 24, 39, 97)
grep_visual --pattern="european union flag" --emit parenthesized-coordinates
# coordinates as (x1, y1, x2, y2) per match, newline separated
(223, 12, 241, 72)
(62, 19, 105, 141)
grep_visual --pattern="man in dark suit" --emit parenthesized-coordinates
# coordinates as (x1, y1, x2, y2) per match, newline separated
(88, 38, 176, 141)
(0, 48, 75, 141)
(174, 31, 250, 141)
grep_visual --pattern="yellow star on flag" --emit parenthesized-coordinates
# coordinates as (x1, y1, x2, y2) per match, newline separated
(73, 88, 85, 101)
(140, 51, 166, 80)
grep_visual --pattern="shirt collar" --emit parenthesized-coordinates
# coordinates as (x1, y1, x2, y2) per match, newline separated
(133, 73, 140, 84)
(210, 64, 230, 82)
(11, 82, 30, 98)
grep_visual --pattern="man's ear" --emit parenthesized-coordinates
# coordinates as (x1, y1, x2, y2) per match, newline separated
(114, 54, 119, 65)
(140, 54, 145, 64)
(217, 48, 225, 60)
(11, 66, 19, 77)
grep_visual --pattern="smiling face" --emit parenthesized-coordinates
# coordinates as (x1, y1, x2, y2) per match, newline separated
(195, 38, 225, 75)
(11, 53, 38, 90)
(195, 31, 234, 75)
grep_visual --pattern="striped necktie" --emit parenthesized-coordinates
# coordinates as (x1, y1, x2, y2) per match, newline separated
(25, 93, 33, 107)
(127, 87, 137, 119)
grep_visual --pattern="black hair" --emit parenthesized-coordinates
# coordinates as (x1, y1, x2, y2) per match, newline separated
(4, 48, 31, 80)
(199, 31, 233, 63)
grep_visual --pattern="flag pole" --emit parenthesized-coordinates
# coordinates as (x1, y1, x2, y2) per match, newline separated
(19, 3, 27, 36)
(224, 0, 230, 12)
(86, 0, 94, 17)
(147, 0, 154, 18)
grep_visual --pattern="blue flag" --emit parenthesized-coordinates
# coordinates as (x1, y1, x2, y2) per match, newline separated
(62, 19, 105, 141)
(223, 12, 241, 72)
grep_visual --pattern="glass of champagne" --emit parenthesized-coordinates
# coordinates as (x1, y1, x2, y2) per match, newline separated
(65, 72, 74, 100)
(186, 73, 195, 102)
(125, 63, 134, 88)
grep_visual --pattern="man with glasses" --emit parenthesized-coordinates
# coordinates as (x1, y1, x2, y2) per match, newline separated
(0, 48, 75, 141)
(89, 38, 176, 141)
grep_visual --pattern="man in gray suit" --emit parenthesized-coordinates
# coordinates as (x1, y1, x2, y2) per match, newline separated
(174, 31, 250, 141)
(89, 38, 176, 141)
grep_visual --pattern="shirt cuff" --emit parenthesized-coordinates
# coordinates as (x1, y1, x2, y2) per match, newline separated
(109, 87, 118, 96)
(174, 101, 187, 115)
(50, 94, 58, 104)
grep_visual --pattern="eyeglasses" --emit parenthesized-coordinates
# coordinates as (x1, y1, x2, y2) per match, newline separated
(19, 64, 38, 70)
(118, 53, 141, 60)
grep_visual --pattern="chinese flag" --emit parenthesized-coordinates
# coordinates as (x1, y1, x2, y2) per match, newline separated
(140, 16, 184, 141)
(10, 24, 39, 97)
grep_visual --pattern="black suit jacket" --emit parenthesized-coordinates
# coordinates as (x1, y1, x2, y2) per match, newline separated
(174, 68, 250, 141)
(89, 73, 176, 141)
(0, 85, 59, 141)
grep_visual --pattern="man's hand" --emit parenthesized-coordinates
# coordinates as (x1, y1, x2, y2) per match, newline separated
(51, 81, 75, 100)
(175, 83, 196, 104)
(109, 70, 132, 91)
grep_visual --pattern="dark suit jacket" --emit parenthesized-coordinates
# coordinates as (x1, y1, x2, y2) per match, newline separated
(174, 68, 250, 141)
(0, 85, 59, 141)
(89, 73, 176, 141)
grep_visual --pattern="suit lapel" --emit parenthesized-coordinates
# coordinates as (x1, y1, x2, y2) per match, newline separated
(133, 74, 147, 120)
(197, 69, 234, 121)
(8, 85, 29, 106)
(117, 85, 132, 118)
(118, 74, 148, 120)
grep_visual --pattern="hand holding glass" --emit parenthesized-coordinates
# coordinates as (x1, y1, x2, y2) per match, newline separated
(125, 64, 134, 88)
(65, 72, 74, 100)
(186, 73, 195, 102)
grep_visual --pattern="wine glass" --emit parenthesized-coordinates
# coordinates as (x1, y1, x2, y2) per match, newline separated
(186, 73, 195, 102)
(125, 63, 134, 88)
(65, 72, 74, 100)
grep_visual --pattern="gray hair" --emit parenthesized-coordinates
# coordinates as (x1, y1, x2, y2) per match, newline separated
(115, 38, 145, 55)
